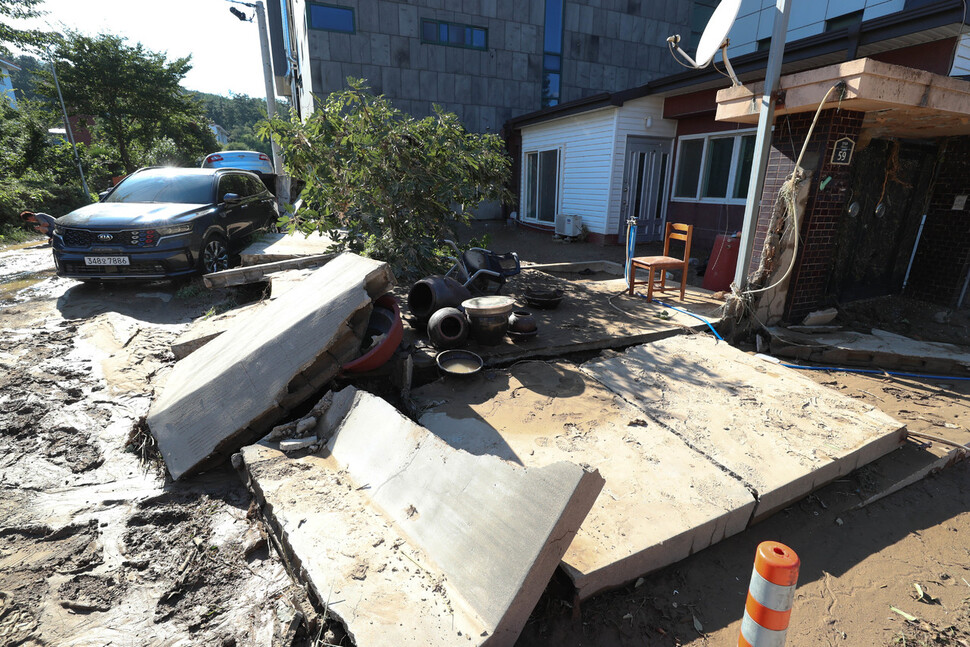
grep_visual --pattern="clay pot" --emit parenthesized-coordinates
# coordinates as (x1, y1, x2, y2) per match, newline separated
(407, 276, 473, 325)
(462, 296, 515, 345)
(427, 307, 469, 350)
(508, 311, 537, 334)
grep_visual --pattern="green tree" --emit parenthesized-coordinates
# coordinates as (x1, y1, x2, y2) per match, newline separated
(198, 91, 287, 156)
(0, 0, 50, 54)
(37, 32, 217, 173)
(0, 98, 87, 230)
(258, 79, 510, 281)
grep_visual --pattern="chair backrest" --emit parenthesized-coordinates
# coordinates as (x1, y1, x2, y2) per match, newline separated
(662, 222, 693, 262)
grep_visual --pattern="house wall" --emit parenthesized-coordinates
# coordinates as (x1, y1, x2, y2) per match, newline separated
(605, 95, 677, 241)
(519, 107, 617, 237)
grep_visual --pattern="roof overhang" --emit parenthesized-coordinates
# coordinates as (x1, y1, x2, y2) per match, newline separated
(716, 57, 970, 139)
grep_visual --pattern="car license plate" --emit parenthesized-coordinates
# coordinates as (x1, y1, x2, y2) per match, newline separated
(84, 256, 130, 266)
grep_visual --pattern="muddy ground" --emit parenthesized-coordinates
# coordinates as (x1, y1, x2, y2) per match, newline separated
(1, 233, 969, 647)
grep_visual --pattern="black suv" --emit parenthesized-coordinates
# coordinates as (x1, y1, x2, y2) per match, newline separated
(52, 167, 278, 280)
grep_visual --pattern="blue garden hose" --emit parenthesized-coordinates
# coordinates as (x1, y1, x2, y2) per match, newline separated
(776, 363, 970, 381)
(631, 291, 725, 342)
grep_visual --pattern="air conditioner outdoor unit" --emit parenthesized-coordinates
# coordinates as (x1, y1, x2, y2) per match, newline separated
(554, 213, 583, 237)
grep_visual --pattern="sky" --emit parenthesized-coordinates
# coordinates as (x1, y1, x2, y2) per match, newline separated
(11, 0, 270, 98)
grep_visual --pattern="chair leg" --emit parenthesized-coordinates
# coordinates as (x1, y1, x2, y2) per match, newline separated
(680, 263, 687, 300)
(646, 267, 655, 302)
(628, 264, 637, 296)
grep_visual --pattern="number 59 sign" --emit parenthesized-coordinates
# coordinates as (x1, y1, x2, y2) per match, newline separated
(831, 137, 855, 166)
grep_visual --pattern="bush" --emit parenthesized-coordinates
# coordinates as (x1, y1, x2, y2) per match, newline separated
(258, 79, 511, 282)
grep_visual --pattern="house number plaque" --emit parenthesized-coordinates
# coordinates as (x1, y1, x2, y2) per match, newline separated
(830, 137, 855, 165)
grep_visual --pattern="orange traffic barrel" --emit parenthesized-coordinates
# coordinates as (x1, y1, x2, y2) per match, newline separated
(738, 541, 800, 647)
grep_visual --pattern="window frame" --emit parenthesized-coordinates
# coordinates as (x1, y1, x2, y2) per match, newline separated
(670, 128, 757, 205)
(306, 2, 355, 34)
(521, 147, 562, 225)
(420, 18, 488, 51)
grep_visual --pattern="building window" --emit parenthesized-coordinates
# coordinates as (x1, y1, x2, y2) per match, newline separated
(421, 19, 487, 50)
(524, 149, 560, 223)
(825, 10, 863, 32)
(308, 3, 355, 33)
(672, 131, 756, 203)
(542, 0, 564, 107)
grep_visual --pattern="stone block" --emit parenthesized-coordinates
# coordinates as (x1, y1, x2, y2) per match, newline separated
(147, 254, 394, 480)
(580, 336, 906, 522)
(414, 362, 756, 599)
(238, 387, 603, 645)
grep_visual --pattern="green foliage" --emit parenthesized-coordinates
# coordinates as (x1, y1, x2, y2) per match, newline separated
(36, 32, 217, 173)
(6, 53, 44, 103)
(0, 0, 52, 54)
(0, 98, 87, 228)
(258, 79, 511, 282)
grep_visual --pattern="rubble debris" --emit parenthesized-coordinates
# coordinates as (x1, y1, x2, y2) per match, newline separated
(202, 252, 337, 289)
(147, 253, 394, 480)
(581, 336, 906, 521)
(800, 307, 839, 326)
(768, 327, 970, 375)
(239, 231, 338, 266)
(236, 386, 604, 646)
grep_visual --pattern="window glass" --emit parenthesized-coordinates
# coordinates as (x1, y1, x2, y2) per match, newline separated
(673, 139, 704, 199)
(543, 0, 564, 54)
(244, 176, 267, 197)
(106, 172, 214, 204)
(537, 150, 559, 223)
(308, 4, 354, 33)
(733, 135, 756, 199)
(702, 137, 735, 199)
(525, 153, 538, 220)
(422, 19, 487, 50)
(541, 72, 560, 107)
(471, 28, 486, 49)
(543, 54, 561, 72)
(219, 175, 248, 200)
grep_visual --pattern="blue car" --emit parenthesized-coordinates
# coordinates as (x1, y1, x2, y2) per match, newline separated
(52, 167, 278, 280)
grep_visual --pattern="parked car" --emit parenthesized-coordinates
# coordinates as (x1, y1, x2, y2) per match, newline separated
(52, 166, 278, 280)
(202, 150, 274, 175)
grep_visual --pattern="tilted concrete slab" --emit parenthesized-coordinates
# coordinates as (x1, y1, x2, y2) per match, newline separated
(580, 336, 906, 522)
(412, 363, 756, 599)
(768, 327, 970, 375)
(240, 231, 338, 266)
(237, 387, 604, 646)
(203, 252, 337, 288)
(171, 302, 269, 360)
(148, 253, 393, 480)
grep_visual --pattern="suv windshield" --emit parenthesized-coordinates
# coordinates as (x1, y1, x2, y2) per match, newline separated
(105, 173, 214, 204)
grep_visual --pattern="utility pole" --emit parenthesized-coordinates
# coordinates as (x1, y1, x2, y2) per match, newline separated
(48, 53, 91, 198)
(733, 0, 792, 289)
(228, 0, 284, 176)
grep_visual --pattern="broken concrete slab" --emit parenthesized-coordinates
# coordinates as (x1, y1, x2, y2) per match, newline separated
(203, 252, 337, 288)
(412, 362, 756, 599)
(768, 327, 970, 375)
(521, 260, 625, 276)
(237, 387, 604, 646)
(580, 335, 906, 522)
(148, 253, 394, 480)
(240, 231, 337, 266)
(170, 301, 269, 360)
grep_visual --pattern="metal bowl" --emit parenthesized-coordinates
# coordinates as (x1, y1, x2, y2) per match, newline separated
(435, 349, 484, 377)
(524, 288, 565, 309)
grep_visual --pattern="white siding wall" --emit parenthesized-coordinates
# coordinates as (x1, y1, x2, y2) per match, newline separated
(953, 33, 970, 77)
(606, 96, 677, 237)
(519, 107, 618, 234)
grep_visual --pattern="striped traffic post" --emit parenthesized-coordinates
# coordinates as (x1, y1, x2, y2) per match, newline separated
(739, 541, 800, 647)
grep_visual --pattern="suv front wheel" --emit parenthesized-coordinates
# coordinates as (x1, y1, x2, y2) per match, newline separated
(199, 234, 230, 274)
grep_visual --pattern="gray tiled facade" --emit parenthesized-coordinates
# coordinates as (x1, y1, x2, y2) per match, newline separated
(306, 1, 692, 133)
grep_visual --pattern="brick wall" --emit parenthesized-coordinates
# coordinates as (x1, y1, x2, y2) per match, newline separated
(905, 136, 970, 306)
(748, 109, 865, 322)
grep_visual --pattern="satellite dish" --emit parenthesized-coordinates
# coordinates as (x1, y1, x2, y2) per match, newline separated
(667, 0, 743, 86)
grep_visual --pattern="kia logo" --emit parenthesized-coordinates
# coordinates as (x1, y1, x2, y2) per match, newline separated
(97, 233, 114, 242)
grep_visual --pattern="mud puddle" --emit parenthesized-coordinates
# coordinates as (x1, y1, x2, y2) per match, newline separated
(0, 250, 309, 646)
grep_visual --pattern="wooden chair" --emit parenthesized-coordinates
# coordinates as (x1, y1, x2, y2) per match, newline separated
(628, 222, 694, 300)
